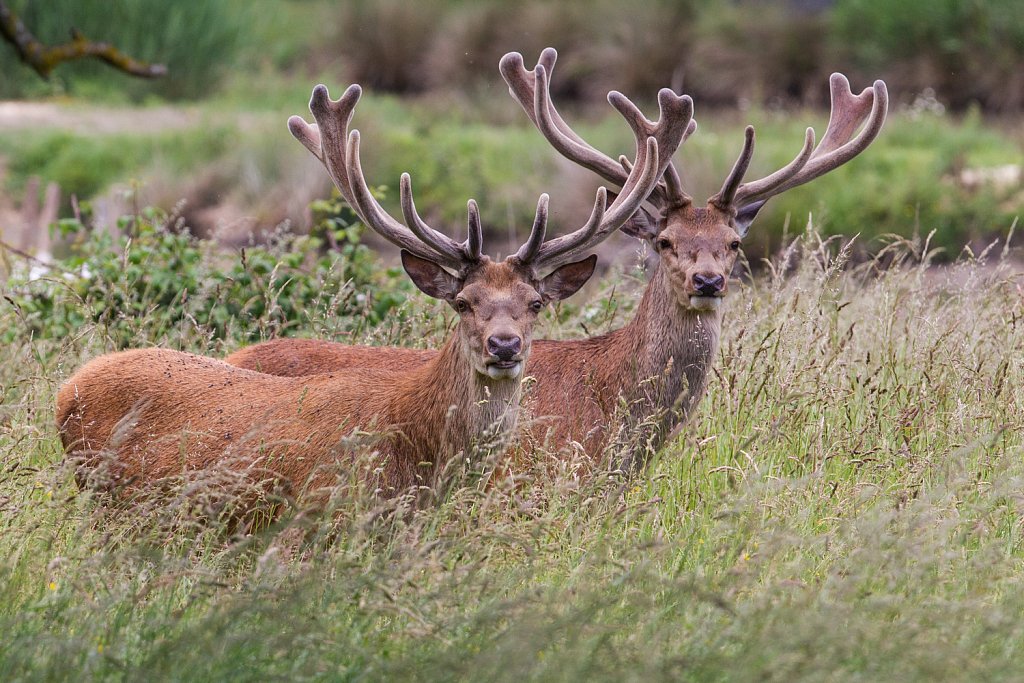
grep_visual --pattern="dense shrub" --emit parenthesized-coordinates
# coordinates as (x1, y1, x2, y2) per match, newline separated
(832, 0, 1024, 112)
(2, 197, 413, 349)
(329, 0, 1024, 112)
(3, 1, 1023, 111)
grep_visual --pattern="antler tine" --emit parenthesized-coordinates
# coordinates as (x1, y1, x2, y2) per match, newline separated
(523, 187, 605, 268)
(526, 136, 660, 269)
(710, 126, 756, 209)
(305, 84, 362, 199)
(729, 127, 815, 207)
(515, 194, 549, 263)
(602, 137, 660, 227)
(530, 62, 629, 189)
(817, 74, 885, 156)
(287, 116, 323, 162)
(399, 173, 470, 261)
(620, 117, 696, 205)
(608, 87, 694, 205)
(661, 147, 688, 203)
(727, 74, 888, 208)
(500, 49, 589, 147)
(346, 130, 468, 270)
(466, 199, 483, 261)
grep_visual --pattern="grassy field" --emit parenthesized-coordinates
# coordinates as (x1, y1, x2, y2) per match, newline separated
(3, 2, 1023, 679)
(1, 223, 1023, 681)
(2, 94, 1021, 261)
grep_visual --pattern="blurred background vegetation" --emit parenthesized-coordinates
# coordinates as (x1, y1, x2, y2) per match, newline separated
(0, 0, 1021, 262)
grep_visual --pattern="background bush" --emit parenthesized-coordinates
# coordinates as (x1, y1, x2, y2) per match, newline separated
(832, 0, 1024, 112)
(3, 1, 1024, 111)
(2, 196, 413, 350)
(324, 0, 1024, 112)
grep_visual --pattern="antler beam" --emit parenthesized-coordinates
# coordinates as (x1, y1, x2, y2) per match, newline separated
(718, 74, 889, 210)
(501, 48, 695, 209)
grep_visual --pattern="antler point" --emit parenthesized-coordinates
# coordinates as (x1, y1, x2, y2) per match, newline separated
(499, 51, 524, 71)
(830, 72, 853, 93)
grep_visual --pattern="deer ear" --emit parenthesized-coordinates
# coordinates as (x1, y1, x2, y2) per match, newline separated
(620, 207, 660, 241)
(734, 200, 767, 238)
(538, 254, 597, 303)
(401, 250, 463, 301)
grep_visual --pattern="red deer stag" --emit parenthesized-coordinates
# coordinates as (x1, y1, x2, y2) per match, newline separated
(227, 49, 888, 468)
(57, 80, 670, 505)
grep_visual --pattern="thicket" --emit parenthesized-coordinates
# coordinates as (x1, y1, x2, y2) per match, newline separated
(2, 196, 414, 350)
(2, 1, 1023, 111)
(331, 0, 1024, 112)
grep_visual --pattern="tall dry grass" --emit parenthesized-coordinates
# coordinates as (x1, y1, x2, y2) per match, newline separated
(1, 222, 1023, 680)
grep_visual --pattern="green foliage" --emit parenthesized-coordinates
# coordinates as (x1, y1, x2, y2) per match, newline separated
(4, 101, 1020, 265)
(0, 0, 245, 100)
(832, 0, 1024, 110)
(0, 127, 238, 208)
(752, 110, 1023, 256)
(4, 0, 1024, 111)
(324, 0, 1024, 112)
(2, 199, 411, 349)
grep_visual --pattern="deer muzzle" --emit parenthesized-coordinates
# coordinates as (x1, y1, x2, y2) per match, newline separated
(484, 334, 524, 378)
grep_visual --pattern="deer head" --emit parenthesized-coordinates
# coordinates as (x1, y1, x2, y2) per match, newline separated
(288, 82, 674, 380)
(501, 49, 888, 312)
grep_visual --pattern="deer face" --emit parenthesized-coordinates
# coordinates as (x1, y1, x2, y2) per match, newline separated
(626, 202, 762, 312)
(402, 253, 597, 380)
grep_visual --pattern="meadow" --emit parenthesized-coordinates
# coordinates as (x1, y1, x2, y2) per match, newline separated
(2, 1, 1024, 680)
(1, 218, 1023, 681)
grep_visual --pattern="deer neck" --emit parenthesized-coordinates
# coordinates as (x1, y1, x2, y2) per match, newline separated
(401, 334, 523, 461)
(611, 262, 723, 450)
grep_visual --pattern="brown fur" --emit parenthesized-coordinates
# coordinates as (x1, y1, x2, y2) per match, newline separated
(58, 258, 590, 502)
(221, 63, 885, 470)
(227, 204, 741, 465)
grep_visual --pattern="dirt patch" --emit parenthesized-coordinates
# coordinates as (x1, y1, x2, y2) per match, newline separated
(0, 101, 202, 135)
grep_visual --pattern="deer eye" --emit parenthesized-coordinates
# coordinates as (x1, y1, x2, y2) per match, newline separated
(529, 299, 544, 313)
(656, 238, 673, 252)
(455, 298, 470, 313)
(729, 240, 742, 251)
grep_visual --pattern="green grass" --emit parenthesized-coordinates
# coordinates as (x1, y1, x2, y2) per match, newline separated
(3, 92, 1021, 256)
(1, 223, 1023, 680)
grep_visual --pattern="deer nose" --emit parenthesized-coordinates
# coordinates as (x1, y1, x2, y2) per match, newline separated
(486, 334, 522, 361)
(692, 273, 725, 295)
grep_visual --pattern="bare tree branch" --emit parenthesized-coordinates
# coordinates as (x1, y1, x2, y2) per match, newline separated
(0, 1, 166, 80)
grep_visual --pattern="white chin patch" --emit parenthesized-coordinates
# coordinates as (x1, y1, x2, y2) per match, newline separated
(485, 362, 522, 380)
(689, 295, 723, 311)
